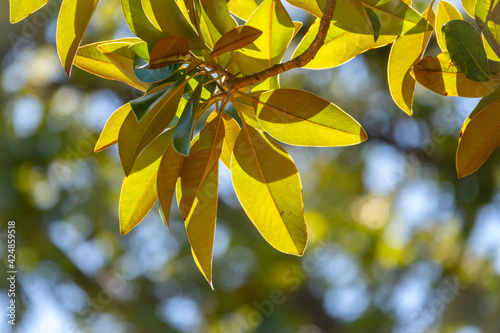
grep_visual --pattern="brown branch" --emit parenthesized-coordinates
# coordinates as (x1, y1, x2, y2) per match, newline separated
(224, 0, 337, 91)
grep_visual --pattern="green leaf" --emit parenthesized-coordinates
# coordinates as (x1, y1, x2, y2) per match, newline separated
(120, 130, 173, 235)
(134, 55, 181, 84)
(57, 0, 100, 75)
(365, 7, 380, 42)
(157, 142, 185, 228)
(129, 41, 151, 61)
(442, 19, 490, 82)
(172, 78, 205, 156)
(145, 0, 203, 49)
(200, 0, 236, 35)
(232, 95, 266, 131)
(231, 124, 307, 255)
(121, 0, 165, 45)
(184, 73, 216, 103)
(436, 1, 462, 52)
(74, 39, 149, 91)
(9, 0, 48, 23)
(457, 88, 500, 177)
(211, 26, 263, 59)
(234, 0, 295, 80)
(463, 0, 477, 17)
(149, 37, 190, 69)
(95, 103, 132, 152)
(475, 0, 500, 59)
(388, 6, 435, 115)
(228, 0, 258, 20)
(118, 74, 187, 175)
(130, 87, 168, 122)
(413, 52, 500, 97)
(293, 19, 396, 69)
(183, 165, 219, 286)
(176, 114, 225, 219)
(251, 89, 367, 146)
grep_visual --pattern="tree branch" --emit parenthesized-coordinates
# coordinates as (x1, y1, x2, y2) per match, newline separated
(224, 0, 337, 91)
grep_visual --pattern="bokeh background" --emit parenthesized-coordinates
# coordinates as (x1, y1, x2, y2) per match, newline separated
(1, 0, 500, 332)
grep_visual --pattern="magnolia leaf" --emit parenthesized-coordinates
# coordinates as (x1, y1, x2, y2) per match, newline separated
(149, 37, 190, 69)
(436, 1, 462, 52)
(95, 103, 132, 152)
(293, 19, 396, 69)
(74, 39, 149, 91)
(146, 0, 202, 49)
(211, 26, 263, 59)
(252, 89, 367, 146)
(413, 52, 500, 97)
(118, 75, 187, 175)
(172, 77, 205, 156)
(234, 0, 295, 80)
(442, 20, 490, 82)
(134, 55, 181, 84)
(9, 0, 48, 23)
(232, 95, 266, 131)
(183, 165, 219, 286)
(176, 114, 224, 219)
(463, 0, 477, 17)
(120, 130, 173, 235)
(130, 87, 168, 121)
(365, 7, 381, 41)
(228, 0, 258, 20)
(388, 6, 434, 115)
(207, 112, 240, 169)
(200, 0, 236, 35)
(129, 41, 151, 61)
(231, 125, 307, 255)
(457, 88, 500, 177)
(475, 0, 500, 58)
(121, 0, 164, 45)
(157, 142, 185, 228)
(57, 0, 99, 75)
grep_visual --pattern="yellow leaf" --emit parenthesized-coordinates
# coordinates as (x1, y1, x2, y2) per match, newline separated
(157, 142, 185, 228)
(228, 0, 258, 21)
(234, 0, 294, 78)
(462, 0, 477, 17)
(231, 124, 307, 255)
(251, 89, 367, 146)
(9, 0, 48, 23)
(233, 95, 265, 131)
(120, 130, 173, 235)
(200, 0, 236, 35)
(184, 165, 219, 286)
(388, 6, 435, 115)
(436, 1, 462, 52)
(57, 0, 100, 75)
(412, 52, 500, 97)
(74, 39, 149, 91)
(176, 114, 225, 219)
(118, 79, 186, 175)
(121, 0, 164, 45)
(211, 26, 263, 59)
(457, 88, 500, 177)
(221, 113, 241, 169)
(145, 0, 203, 49)
(293, 19, 396, 69)
(95, 103, 132, 152)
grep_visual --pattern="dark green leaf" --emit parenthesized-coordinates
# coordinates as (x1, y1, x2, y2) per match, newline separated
(134, 55, 181, 83)
(365, 7, 380, 42)
(443, 19, 491, 82)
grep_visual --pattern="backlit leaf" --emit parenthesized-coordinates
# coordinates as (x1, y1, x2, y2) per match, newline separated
(149, 37, 190, 69)
(475, 0, 500, 58)
(211, 26, 263, 59)
(436, 1, 462, 52)
(442, 19, 490, 82)
(146, 0, 202, 49)
(388, 6, 434, 115)
(74, 39, 149, 91)
(157, 142, 185, 228)
(207, 112, 240, 169)
(231, 124, 307, 255)
(120, 130, 173, 235)
(134, 55, 182, 84)
(172, 77, 205, 156)
(457, 88, 500, 177)
(293, 19, 396, 69)
(176, 114, 224, 219)
(463, 0, 477, 17)
(252, 89, 367, 146)
(9, 0, 48, 23)
(121, 0, 164, 45)
(118, 75, 187, 175)
(130, 86, 167, 121)
(57, 0, 99, 75)
(95, 103, 132, 152)
(233, 95, 266, 131)
(412, 52, 500, 97)
(200, 0, 236, 35)
(228, 0, 258, 20)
